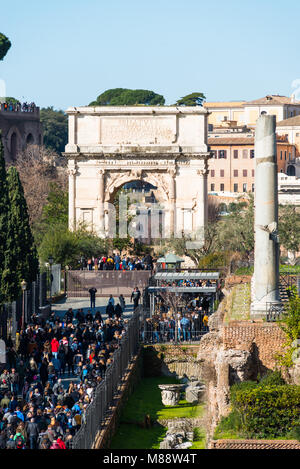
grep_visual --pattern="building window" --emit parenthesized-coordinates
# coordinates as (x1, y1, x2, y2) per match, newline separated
(220, 183, 224, 191)
(252, 169, 255, 177)
(220, 169, 224, 177)
(243, 169, 247, 177)
(243, 183, 247, 192)
(211, 183, 215, 191)
(289, 153, 291, 161)
(218, 150, 227, 159)
(233, 149, 238, 159)
(211, 150, 217, 158)
(233, 169, 238, 177)
(280, 151, 282, 160)
(243, 149, 248, 159)
(250, 150, 255, 159)
(252, 183, 255, 192)
(285, 151, 287, 160)
(233, 183, 238, 192)
(211, 169, 215, 177)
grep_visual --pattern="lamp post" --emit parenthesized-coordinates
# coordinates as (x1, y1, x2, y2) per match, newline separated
(48, 255, 54, 311)
(21, 279, 27, 332)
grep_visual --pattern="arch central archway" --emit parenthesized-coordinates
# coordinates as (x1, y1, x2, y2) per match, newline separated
(105, 171, 169, 205)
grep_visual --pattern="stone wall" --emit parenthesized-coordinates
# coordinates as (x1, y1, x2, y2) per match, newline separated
(0, 108, 43, 163)
(209, 439, 300, 450)
(222, 322, 286, 370)
(144, 344, 205, 380)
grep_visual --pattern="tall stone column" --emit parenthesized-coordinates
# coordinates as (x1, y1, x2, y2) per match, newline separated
(68, 166, 77, 231)
(168, 168, 176, 236)
(97, 169, 105, 236)
(251, 115, 280, 319)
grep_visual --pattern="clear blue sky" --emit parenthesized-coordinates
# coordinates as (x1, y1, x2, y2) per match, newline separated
(1, 0, 300, 110)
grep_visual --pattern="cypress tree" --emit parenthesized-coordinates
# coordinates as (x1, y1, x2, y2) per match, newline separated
(0, 133, 8, 303)
(2, 166, 39, 301)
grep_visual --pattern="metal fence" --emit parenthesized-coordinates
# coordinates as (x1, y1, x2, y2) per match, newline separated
(67, 270, 152, 297)
(70, 308, 141, 449)
(266, 302, 284, 322)
(0, 273, 48, 343)
(140, 329, 208, 344)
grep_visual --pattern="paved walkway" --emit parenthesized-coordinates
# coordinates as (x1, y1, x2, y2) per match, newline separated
(51, 296, 134, 321)
(50, 296, 135, 390)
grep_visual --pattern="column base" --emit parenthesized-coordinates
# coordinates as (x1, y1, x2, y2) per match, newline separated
(250, 299, 282, 320)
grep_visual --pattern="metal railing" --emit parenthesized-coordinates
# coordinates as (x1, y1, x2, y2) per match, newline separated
(266, 302, 284, 322)
(0, 273, 47, 343)
(70, 308, 140, 449)
(140, 329, 208, 344)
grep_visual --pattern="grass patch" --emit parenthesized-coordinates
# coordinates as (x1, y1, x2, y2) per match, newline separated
(110, 424, 167, 450)
(120, 376, 204, 422)
(190, 428, 206, 449)
(110, 376, 206, 449)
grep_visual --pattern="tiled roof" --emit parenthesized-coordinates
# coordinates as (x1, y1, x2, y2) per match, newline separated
(246, 95, 300, 106)
(208, 137, 254, 145)
(203, 101, 245, 108)
(277, 115, 300, 127)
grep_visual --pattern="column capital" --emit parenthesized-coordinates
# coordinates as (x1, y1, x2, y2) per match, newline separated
(168, 168, 177, 178)
(197, 168, 209, 176)
(68, 167, 77, 177)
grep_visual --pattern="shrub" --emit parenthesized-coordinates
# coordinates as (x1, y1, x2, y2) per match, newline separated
(258, 371, 285, 387)
(213, 409, 243, 440)
(230, 384, 300, 438)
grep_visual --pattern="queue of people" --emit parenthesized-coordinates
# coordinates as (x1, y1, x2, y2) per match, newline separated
(0, 308, 128, 449)
(141, 307, 210, 344)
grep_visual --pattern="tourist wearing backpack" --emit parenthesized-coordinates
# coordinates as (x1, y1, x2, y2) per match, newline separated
(13, 432, 25, 449)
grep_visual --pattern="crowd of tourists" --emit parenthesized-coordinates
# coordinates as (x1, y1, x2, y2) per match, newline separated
(159, 279, 216, 288)
(141, 307, 210, 343)
(0, 101, 37, 113)
(0, 304, 128, 449)
(80, 254, 154, 271)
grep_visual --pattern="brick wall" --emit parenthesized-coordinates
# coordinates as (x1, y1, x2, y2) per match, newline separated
(209, 439, 300, 449)
(222, 322, 286, 369)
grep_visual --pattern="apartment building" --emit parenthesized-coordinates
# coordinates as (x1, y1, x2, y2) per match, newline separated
(207, 134, 296, 194)
(204, 95, 300, 129)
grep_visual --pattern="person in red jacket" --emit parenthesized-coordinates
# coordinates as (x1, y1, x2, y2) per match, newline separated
(56, 436, 66, 449)
(51, 337, 60, 359)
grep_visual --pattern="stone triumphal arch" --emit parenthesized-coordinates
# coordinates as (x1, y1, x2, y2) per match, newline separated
(64, 106, 212, 242)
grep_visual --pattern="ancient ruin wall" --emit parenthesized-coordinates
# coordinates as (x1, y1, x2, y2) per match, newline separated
(222, 322, 286, 370)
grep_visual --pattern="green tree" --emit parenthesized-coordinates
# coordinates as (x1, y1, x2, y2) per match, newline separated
(0, 135, 9, 302)
(175, 92, 206, 106)
(41, 183, 68, 227)
(0, 33, 11, 61)
(40, 107, 68, 154)
(89, 88, 165, 106)
(38, 224, 107, 268)
(0, 97, 20, 106)
(276, 287, 300, 369)
(33, 183, 68, 246)
(2, 167, 39, 301)
(278, 205, 300, 256)
(216, 194, 254, 263)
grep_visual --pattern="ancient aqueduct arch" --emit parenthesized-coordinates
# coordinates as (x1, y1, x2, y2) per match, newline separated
(64, 106, 212, 241)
